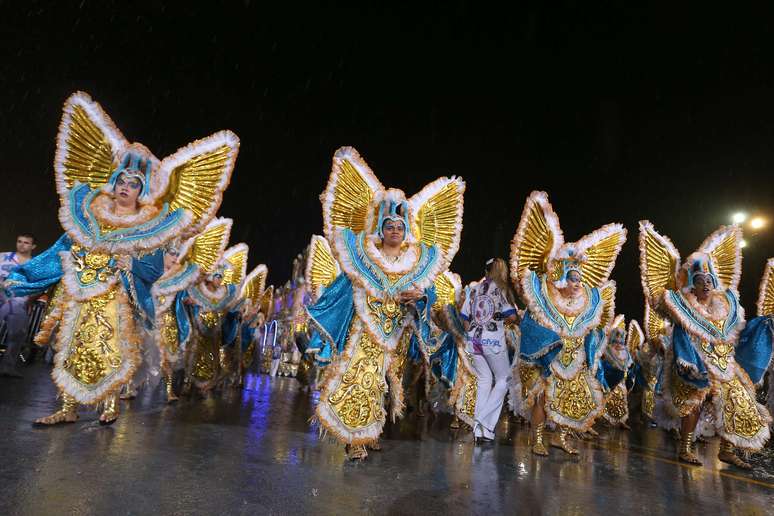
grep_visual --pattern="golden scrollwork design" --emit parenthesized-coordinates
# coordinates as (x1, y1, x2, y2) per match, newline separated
(549, 369, 597, 421)
(670, 371, 701, 417)
(720, 377, 764, 439)
(642, 375, 656, 418)
(328, 331, 387, 428)
(519, 363, 541, 398)
(71, 247, 118, 286)
(559, 337, 584, 368)
(605, 386, 628, 420)
(366, 295, 406, 336)
(63, 287, 121, 385)
(701, 338, 733, 371)
(462, 380, 477, 418)
(160, 311, 179, 354)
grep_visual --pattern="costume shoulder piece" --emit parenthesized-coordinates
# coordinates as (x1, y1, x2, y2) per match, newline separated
(55, 91, 238, 253)
(321, 146, 465, 297)
(241, 264, 269, 312)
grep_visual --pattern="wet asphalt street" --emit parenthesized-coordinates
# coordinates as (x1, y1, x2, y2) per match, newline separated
(1, 363, 773, 515)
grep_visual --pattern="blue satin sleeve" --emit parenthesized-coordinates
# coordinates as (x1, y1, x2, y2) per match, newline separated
(600, 359, 624, 391)
(584, 328, 604, 371)
(175, 291, 191, 349)
(123, 249, 164, 321)
(519, 311, 562, 376)
(411, 286, 437, 350)
(241, 324, 256, 353)
(430, 332, 459, 388)
(5, 233, 71, 297)
(672, 324, 710, 389)
(222, 311, 240, 348)
(736, 315, 774, 385)
(306, 273, 355, 365)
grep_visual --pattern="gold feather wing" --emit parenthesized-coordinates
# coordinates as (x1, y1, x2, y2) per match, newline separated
(510, 191, 563, 284)
(408, 177, 466, 263)
(241, 264, 268, 305)
(698, 225, 743, 292)
(159, 130, 240, 236)
(321, 147, 383, 241)
(598, 282, 617, 330)
(305, 235, 341, 301)
(222, 243, 249, 286)
(757, 258, 774, 316)
(627, 320, 644, 355)
(179, 217, 232, 274)
(54, 92, 131, 194)
(433, 271, 462, 311)
(644, 301, 667, 342)
(638, 221, 680, 305)
(260, 286, 274, 318)
(576, 224, 627, 289)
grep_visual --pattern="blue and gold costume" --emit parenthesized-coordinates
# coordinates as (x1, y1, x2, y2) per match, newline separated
(303, 147, 465, 456)
(5, 92, 238, 424)
(510, 191, 627, 455)
(599, 315, 643, 428)
(639, 221, 773, 466)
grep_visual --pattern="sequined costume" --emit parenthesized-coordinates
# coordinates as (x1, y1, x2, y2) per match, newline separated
(639, 221, 772, 465)
(510, 191, 626, 454)
(182, 244, 248, 393)
(599, 315, 643, 428)
(151, 218, 233, 400)
(303, 147, 465, 455)
(5, 92, 238, 424)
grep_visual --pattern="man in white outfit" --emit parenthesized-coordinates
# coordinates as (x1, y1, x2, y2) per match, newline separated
(460, 259, 518, 442)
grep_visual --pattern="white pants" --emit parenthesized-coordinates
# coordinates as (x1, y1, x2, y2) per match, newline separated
(471, 351, 511, 439)
(270, 358, 281, 377)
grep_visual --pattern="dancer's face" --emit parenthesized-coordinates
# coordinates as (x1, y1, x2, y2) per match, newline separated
(163, 250, 179, 270)
(382, 220, 405, 247)
(560, 270, 583, 298)
(114, 173, 142, 207)
(692, 274, 712, 302)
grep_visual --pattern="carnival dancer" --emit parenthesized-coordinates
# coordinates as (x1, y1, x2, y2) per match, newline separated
(599, 315, 643, 429)
(151, 218, 233, 402)
(460, 258, 519, 442)
(639, 221, 773, 468)
(510, 191, 626, 456)
(303, 147, 465, 461)
(182, 243, 247, 397)
(233, 264, 271, 386)
(4, 92, 238, 425)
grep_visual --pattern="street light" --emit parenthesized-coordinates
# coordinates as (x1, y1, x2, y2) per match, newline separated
(740, 239, 748, 248)
(732, 212, 747, 224)
(750, 217, 766, 230)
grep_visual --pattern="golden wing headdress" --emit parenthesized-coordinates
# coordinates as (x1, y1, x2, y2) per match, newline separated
(697, 225, 743, 292)
(55, 91, 135, 195)
(221, 244, 249, 286)
(638, 220, 680, 306)
(408, 176, 466, 266)
(626, 320, 644, 355)
(178, 217, 233, 274)
(757, 258, 774, 317)
(259, 285, 275, 318)
(573, 223, 628, 289)
(321, 147, 384, 242)
(598, 282, 617, 330)
(241, 264, 268, 305)
(305, 235, 341, 301)
(510, 191, 564, 284)
(433, 270, 462, 311)
(54, 91, 238, 237)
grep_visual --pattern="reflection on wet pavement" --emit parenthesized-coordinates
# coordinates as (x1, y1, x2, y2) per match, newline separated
(0, 364, 771, 515)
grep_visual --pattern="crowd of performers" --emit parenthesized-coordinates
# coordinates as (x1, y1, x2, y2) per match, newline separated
(2, 92, 774, 474)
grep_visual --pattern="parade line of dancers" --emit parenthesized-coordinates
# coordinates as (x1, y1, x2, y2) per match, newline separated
(2, 92, 773, 472)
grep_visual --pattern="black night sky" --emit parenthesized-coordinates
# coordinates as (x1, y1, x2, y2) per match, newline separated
(2, 2, 774, 318)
